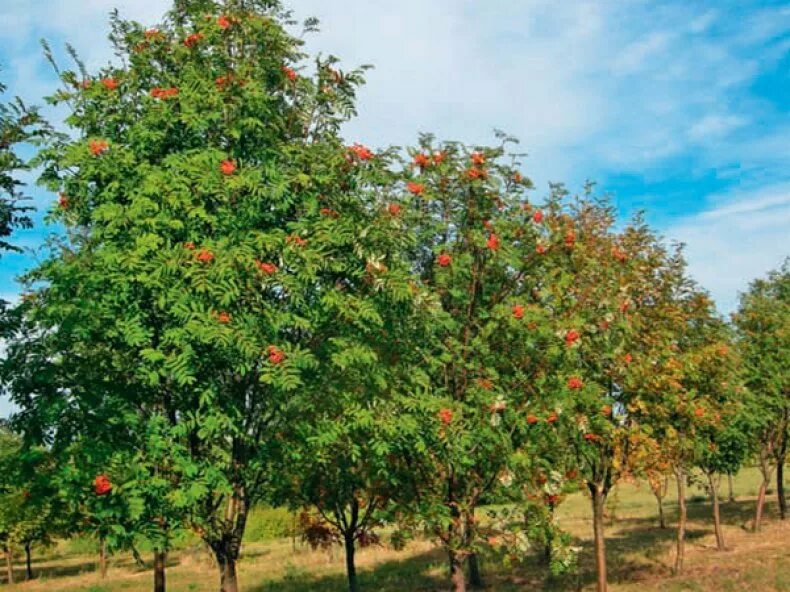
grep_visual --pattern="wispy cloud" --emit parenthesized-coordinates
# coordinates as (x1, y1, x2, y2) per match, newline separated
(668, 183, 790, 314)
(0, 0, 787, 316)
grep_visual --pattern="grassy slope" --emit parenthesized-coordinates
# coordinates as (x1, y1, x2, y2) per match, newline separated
(5, 468, 789, 592)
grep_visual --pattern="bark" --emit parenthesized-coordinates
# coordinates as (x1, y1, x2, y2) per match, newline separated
(24, 543, 32, 581)
(449, 550, 466, 592)
(754, 476, 768, 532)
(343, 532, 358, 592)
(727, 473, 735, 503)
(590, 484, 608, 592)
(674, 467, 687, 574)
(154, 550, 167, 592)
(215, 548, 239, 592)
(4, 547, 13, 585)
(466, 511, 483, 589)
(778, 457, 787, 520)
(468, 553, 482, 589)
(775, 409, 788, 520)
(655, 491, 667, 529)
(707, 472, 725, 550)
(208, 490, 249, 592)
(99, 539, 108, 579)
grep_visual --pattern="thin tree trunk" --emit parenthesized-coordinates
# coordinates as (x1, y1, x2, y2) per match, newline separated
(449, 550, 466, 592)
(674, 467, 686, 574)
(727, 473, 735, 503)
(754, 476, 768, 532)
(655, 490, 666, 529)
(590, 484, 608, 592)
(468, 553, 482, 589)
(4, 547, 13, 585)
(99, 539, 108, 579)
(707, 472, 725, 550)
(344, 532, 358, 592)
(24, 543, 32, 581)
(154, 549, 166, 592)
(778, 458, 787, 520)
(466, 511, 483, 589)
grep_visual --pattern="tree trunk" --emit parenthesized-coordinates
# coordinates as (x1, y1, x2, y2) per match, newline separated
(466, 511, 483, 589)
(468, 553, 482, 589)
(655, 490, 666, 529)
(727, 473, 735, 503)
(24, 543, 32, 581)
(674, 467, 686, 574)
(343, 532, 358, 592)
(707, 472, 725, 550)
(4, 547, 13, 585)
(99, 539, 108, 579)
(754, 476, 768, 532)
(208, 490, 249, 592)
(154, 549, 167, 592)
(590, 484, 608, 592)
(449, 550, 466, 592)
(778, 458, 787, 520)
(214, 545, 239, 592)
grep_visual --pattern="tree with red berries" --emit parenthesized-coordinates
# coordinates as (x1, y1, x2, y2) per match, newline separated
(5, 2, 415, 592)
(524, 194, 696, 591)
(384, 133, 560, 592)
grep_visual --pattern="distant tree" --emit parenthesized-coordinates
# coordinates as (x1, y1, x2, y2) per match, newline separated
(686, 313, 744, 551)
(531, 197, 686, 592)
(0, 78, 45, 259)
(0, 427, 66, 583)
(733, 261, 789, 526)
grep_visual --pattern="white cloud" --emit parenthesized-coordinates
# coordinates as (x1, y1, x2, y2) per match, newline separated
(688, 114, 748, 142)
(668, 184, 790, 314)
(0, 0, 788, 314)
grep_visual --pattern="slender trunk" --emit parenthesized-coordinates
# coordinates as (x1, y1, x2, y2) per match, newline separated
(154, 549, 166, 592)
(449, 550, 466, 592)
(754, 476, 768, 532)
(778, 459, 787, 520)
(776, 411, 788, 520)
(590, 484, 608, 592)
(344, 532, 358, 592)
(655, 490, 666, 529)
(24, 543, 32, 580)
(727, 473, 735, 503)
(99, 539, 108, 579)
(468, 553, 482, 589)
(542, 502, 556, 562)
(707, 472, 725, 550)
(466, 511, 483, 589)
(4, 547, 13, 585)
(674, 467, 686, 574)
(209, 489, 248, 592)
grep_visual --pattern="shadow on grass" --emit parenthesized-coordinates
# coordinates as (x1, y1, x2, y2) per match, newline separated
(3, 551, 182, 585)
(248, 547, 448, 592)
(246, 498, 776, 592)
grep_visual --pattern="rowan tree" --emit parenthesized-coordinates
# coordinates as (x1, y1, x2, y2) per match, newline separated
(384, 133, 563, 592)
(6, 3, 414, 592)
(519, 189, 692, 592)
(733, 261, 789, 526)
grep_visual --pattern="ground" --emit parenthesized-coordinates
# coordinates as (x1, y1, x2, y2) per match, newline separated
(5, 468, 789, 591)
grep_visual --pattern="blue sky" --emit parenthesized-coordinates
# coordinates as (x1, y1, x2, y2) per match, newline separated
(1, 0, 789, 311)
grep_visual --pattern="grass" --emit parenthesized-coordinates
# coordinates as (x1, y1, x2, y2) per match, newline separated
(4, 467, 788, 591)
